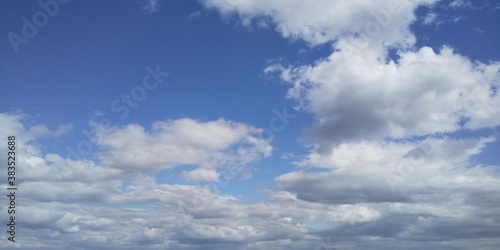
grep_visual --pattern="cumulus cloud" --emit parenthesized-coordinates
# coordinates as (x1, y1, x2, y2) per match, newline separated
(91, 118, 272, 179)
(277, 137, 497, 203)
(0, 113, 73, 142)
(201, 0, 439, 47)
(270, 44, 500, 148)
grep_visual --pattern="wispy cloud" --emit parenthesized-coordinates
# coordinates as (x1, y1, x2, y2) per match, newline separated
(142, 0, 161, 14)
(188, 10, 202, 19)
(422, 12, 437, 25)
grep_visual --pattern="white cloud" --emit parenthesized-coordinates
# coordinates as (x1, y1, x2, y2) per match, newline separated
(142, 0, 162, 14)
(182, 168, 219, 182)
(328, 205, 381, 225)
(278, 137, 497, 200)
(189, 10, 202, 19)
(201, 0, 439, 47)
(0, 113, 73, 142)
(296, 137, 494, 173)
(92, 118, 272, 177)
(422, 12, 437, 25)
(269, 45, 500, 148)
(450, 0, 472, 8)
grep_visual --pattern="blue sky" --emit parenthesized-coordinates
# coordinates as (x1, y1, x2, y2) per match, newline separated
(1, 0, 500, 249)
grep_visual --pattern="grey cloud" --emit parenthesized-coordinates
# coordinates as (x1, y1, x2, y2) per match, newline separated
(276, 172, 409, 204)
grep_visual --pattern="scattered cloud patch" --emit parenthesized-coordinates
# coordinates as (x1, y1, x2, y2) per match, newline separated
(141, 0, 162, 14)
(422, 12, 437, 24)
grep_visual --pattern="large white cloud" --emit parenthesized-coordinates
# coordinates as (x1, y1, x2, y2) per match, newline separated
(269, 44, 500, 148)
(277, 137, 497, 204)
(91, 118, 272, 180)
(201, 0, 439, 47)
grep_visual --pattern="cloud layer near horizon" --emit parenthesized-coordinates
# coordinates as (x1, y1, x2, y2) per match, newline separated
(2, 112, 500, 249)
